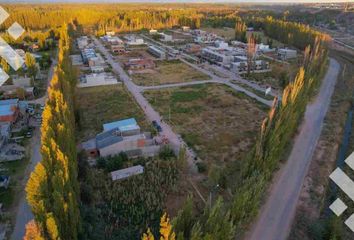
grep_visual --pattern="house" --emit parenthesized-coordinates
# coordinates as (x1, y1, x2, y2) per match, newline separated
(111, 165, 144, 181)
(149, 29, 158, 35)
(111, 44, 125, 54)
(0, 85, 34, 99)
(82, 118, 161, 158)
(159, 33, 173, 42)
(29, 44, 39, 52)
(184, 44, 202, 54)
(0, 99, 19, 123)
(148, 46, 166, 59)
(106, 31, 115, 36)
(278, 48, 297, 60)
(78, 73, 118, 88)
(231, 60, 270, 74)
(124, 58, 155, 71)
(90, 65, 105, 73)
(12, 75, 31, 88)
(124, 35, 145, 46)
(77, 36, 89, 50)
(182, 26, 190, 32)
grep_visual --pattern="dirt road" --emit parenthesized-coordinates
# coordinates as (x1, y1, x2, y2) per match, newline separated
(248, 58, 340, 240)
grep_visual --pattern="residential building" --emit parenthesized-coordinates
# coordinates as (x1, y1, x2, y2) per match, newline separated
(148, 46, 166, 59)
(0, 99, 19, 123)
(77, 36, 89, 49)
(184, 43, 202, 54)
(78, 73, 118, 88)
(0, 85, 34, 99)
(12, 75, 31, 88)
(231, 60, 270, 73)
(124, 35, 145, 46)
(149, 29, 158, 35)
(182, 26, 190, 32)
(111, 44, 125, 54)
(106, 31, 115, 36)
(124, 58, 155, 71)
(278, 48, 297, 60)
(111, 165, 144, 181)
(102, 35, 124, 45)
(159, 33, 173, 42)
(90, 65, 105, 73)
(201, 47, 234, 65)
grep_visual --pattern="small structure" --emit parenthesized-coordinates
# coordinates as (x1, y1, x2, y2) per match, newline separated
(278, 48, 297, 60)
(0, 122, 11, 148)
(159, 33, 173, 42)
(111, 165, 144, 181)
(148, 46, 166, 59)
(124, 35, 145, 46)
(106, 31, 115, 36)
(77, 36, 89, 50)
(90, 65, 105, 73)
(182, 26, 190, 32)
(70, 55, 83, 66)
(29, 44, 39, 52)
(184, 44, 201, 54)
(0, 176, 9, 189)
(78, 73, 118, 88)
(0, 99, 19, 123)
(12, 75, 31, 88)
(111, 44, 125, 54)
(124, 58, 155, 71)
(149, 29, 158, 35)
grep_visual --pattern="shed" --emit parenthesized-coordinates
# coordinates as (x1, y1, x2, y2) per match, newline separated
(111, 165, 144, 181)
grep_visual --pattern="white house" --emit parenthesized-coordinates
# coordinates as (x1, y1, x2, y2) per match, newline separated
(78, 73, 118, 88)
(278, 48, 297, 60)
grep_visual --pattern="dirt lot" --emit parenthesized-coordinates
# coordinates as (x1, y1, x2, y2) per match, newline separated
(201, 27, 236, 40)
(75, 85, 150, 141)
(144, 83, 267, 167)
(131, 59, 211, 86)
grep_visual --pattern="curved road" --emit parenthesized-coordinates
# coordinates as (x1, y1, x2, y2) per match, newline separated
(248, 58, 340, 240)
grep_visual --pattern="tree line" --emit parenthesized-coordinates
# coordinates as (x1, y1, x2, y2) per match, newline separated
(24, 24, 80, 240)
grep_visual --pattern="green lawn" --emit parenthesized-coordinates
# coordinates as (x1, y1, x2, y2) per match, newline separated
(76, 85, 150, 141)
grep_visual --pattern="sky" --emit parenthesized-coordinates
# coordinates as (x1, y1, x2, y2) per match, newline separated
(1, 0, 352, 3)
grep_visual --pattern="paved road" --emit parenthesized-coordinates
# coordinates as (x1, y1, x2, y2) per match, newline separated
(248, 58, 340, 240)
(94, 37, 199, 173)
(11, 58, 57, 240)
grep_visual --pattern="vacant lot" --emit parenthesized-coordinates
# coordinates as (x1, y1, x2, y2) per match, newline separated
(201, 27, 235, 40)
(144, 84, 266, 167)
(132, 60, 210, 86)
(75, 85, 149, 141)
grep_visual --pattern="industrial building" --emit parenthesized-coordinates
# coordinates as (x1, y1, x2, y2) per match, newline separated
(81, 118, 162, 159)
(78, 73, 118, 88)
(148, 45, 166, 59)
(278, 48, 297, 60)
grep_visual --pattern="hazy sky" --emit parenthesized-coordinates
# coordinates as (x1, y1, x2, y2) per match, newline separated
(1, 0, 352, 3)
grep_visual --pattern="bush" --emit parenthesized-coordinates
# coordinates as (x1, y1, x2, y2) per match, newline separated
(196, 162, 207, 173)
(159, 146, 175, 160)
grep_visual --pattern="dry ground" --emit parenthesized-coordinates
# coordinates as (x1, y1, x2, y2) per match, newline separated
(131, 59, 211, 86)
(144, 83, 267, 168)
(201, 27, 236, 40)
(75, 85, 150, 141)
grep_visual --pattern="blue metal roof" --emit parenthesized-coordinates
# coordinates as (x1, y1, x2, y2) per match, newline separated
(103, 118, 139, 132)
(0, 99, 18, 116)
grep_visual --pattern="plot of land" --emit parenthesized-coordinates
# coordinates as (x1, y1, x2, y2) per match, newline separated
(75, 85, 149, 141)
(131, 59, 210, 86)
(144, 84, 267, 167)
(201, 27, 236, 40)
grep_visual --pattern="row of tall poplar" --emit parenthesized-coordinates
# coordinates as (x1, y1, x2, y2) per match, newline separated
(25, 24, 80, 240)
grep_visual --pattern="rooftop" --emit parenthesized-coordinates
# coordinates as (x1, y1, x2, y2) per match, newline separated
(111, 165, 144, 181)
(103, 118, 140, 132)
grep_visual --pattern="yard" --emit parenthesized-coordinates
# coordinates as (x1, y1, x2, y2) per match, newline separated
(75, 85, 150, 141)
(144, 84, 267, 168)
(131, 60, 210, 86)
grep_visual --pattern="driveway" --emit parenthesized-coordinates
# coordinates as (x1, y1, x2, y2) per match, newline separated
(247, 58, 340, 240)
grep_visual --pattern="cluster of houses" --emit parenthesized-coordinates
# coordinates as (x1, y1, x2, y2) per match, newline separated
(73, 36, 119, 88)
(101, 32, 145, 54)
(81, 118, 164, 160)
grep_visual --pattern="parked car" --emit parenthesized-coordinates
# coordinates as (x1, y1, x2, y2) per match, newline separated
(152, 120, 162, 132)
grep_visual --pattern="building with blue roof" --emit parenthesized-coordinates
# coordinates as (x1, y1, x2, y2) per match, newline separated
(0, 99, 19, 123)
(103, 118, 140, 135)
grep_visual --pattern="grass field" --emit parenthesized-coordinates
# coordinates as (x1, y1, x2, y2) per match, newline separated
(131, 60, 210, 86)
(75, 85, 149, 141)
(144, 84, 267, 168)
(201, 27, 235, 40)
